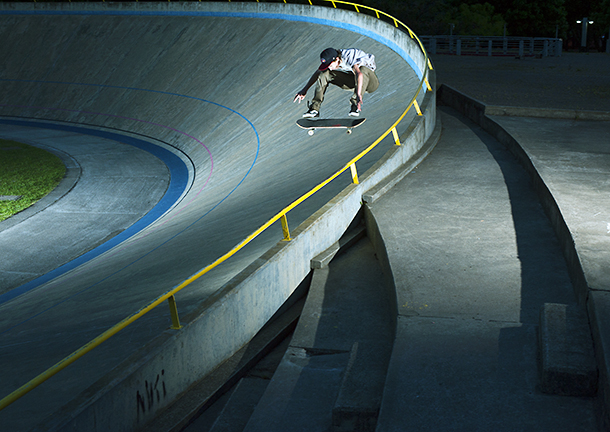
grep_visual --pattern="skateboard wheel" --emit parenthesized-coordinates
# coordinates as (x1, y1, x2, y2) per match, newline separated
(308, 129, 315, 136)
(347, 129, 352, 134)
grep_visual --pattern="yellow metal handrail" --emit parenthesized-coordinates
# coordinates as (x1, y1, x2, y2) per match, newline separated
(0, 0, 432, 411)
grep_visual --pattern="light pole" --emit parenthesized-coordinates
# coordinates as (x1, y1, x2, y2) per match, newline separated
(576, 17, 594, 51)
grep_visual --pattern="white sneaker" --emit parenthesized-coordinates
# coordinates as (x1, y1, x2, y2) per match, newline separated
(349, 105, 360, 117)
(303, 108, 319, 118)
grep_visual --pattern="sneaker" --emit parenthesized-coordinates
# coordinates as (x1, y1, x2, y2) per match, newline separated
(303, 108, 319, 118)
(303, 102, 319, 118)
(349, 105, 360, 117)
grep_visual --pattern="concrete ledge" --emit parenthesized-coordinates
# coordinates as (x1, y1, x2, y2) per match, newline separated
(438, 84, 590, 305)
(142, 279, 308, 432)
(588, 291, 610, 429)
(310, 218, 366, 269)
(438, 83, 610, 424)
(539, 303, 597, 396)
(485, 105, 610, 121)
(363, 110, 441, 204)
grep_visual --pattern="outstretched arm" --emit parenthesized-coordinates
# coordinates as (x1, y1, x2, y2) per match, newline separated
(293, 71, 320, 103)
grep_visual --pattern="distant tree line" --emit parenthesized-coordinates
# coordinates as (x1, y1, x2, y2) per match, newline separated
(2, 0, 609, 49)
(359, 0, 610, 49)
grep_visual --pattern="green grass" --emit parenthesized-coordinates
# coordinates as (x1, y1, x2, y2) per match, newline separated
(0, 139, 66, 222)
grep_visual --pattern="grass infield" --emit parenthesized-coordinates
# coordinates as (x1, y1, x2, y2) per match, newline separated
(0, 139, 66, 222)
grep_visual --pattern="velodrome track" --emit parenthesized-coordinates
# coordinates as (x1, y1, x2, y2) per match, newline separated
(0, 3, 429, 430)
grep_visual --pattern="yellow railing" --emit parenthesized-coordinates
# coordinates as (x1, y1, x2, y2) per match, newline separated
(0, 0, 433, 411)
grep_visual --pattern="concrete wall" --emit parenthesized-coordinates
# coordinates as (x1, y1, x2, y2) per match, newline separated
(437, 83, 610, 428)
(0, 3, 435, 431)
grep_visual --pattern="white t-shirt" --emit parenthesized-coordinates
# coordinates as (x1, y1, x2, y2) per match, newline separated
(338, 48, 377, 72)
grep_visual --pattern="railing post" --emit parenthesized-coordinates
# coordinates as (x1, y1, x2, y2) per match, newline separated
(280, 214, 291, 241)
(424, 76, 432, 91)
(543, 39, 549, 56)
(519, 40, 524, 57)
(349, 163, 359, 184)
(413, 99, 423, 116)
(168, 295, 182, 330)
(391, 127, 401, 146)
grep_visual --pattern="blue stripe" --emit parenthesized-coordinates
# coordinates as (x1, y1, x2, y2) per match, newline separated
(0, 119, 190, 305)
(0, 8, 423, 79)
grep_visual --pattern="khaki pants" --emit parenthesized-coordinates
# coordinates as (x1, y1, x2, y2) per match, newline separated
(310, 66, 379, 111)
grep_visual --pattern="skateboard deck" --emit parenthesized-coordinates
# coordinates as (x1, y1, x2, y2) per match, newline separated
(296, 118, 366, 135)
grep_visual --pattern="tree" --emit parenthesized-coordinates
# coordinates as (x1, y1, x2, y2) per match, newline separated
(501, 0, 568, 37)
(444, 3, 506, 35)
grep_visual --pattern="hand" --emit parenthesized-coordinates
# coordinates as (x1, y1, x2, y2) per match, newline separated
(356, 95, 363, 111)
(294, 92, 306, 103)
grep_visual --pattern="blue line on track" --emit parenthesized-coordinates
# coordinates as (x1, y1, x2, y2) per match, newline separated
(0, 8, 424, 79)
(0, 119, 188, 305)
(0, 83, 260, 316)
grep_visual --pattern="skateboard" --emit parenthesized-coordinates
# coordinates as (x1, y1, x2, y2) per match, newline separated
(296, 118, 366, 136)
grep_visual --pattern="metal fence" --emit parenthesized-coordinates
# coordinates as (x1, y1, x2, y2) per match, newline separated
(421, 36, 563, 57)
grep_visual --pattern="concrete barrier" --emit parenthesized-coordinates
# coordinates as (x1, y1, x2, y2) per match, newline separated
(437, 83, 610, 429)
(1, 3, 437, 431)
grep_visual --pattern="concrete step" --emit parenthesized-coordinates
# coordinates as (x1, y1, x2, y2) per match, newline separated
(208, 377, 270, 432)
(538, 303, 598, 396)
(244, 227, 395, 432)
(147, 284, 307, 432)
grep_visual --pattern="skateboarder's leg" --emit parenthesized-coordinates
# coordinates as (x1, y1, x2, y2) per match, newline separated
(311, 70, 332, 111)
(349, 67, 379, 107)
(311, 70, 355, 110)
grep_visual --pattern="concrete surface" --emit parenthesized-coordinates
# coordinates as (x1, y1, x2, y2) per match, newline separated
(0, 3, 431, 431)
(431, 52, 610, 112)
(371, 105, 600, 431)
(432, 52, 610, 427)
(242, 232, 394, 432)
(0, 123, 181, 298)
(539, 303, 597, 397)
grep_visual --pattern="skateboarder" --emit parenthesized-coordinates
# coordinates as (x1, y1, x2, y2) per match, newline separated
(293, 47, 379, 118)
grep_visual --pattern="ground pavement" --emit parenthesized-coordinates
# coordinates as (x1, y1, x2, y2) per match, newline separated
(370, 52, 610, 430)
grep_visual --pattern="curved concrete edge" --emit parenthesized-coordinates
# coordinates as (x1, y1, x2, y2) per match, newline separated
(436, 83, 610, 428)
(485, 105, 610, 121)
(0, 117, 196, 232)
(0, 1, 428, 82)
(0, 118, 194, 305)
(0, 138, 81, 233)
(29, 5, 436, 432)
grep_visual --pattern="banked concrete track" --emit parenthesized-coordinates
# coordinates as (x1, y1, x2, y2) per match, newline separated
(0, 2, 434, 431)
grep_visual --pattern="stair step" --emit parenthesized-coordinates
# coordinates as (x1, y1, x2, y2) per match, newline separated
(243, 346, 350, 432)
(244, 234, 393, 431)
(209, 377, 270, 432)
(539, 303, 598, 396)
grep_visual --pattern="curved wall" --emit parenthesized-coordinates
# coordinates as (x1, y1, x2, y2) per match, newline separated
(0, 2, 435, 431)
